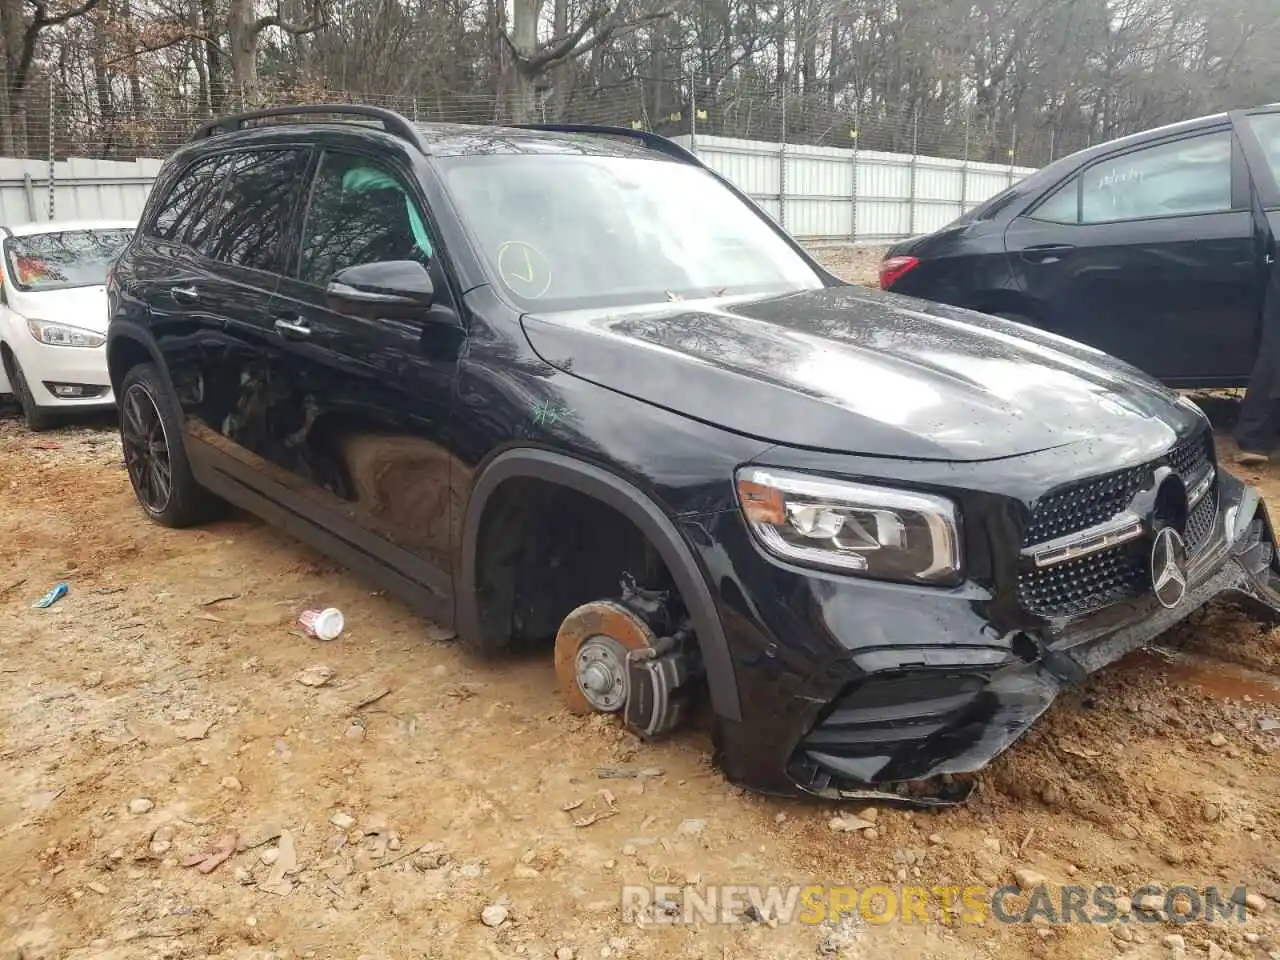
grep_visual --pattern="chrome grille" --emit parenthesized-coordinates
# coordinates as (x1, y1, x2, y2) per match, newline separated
(1019, 428, 1215, 619)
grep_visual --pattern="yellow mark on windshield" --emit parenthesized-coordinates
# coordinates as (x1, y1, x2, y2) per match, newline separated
(496, 240, 553, 298)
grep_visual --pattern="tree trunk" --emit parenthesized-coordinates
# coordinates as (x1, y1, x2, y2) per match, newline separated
(227, 0, 259, 107)
(192, 36, 210, 116)
(121, 0, 142, 122)
(92, 7, 115, 156)
(549, 0, 567, 120)
(774, 0, 787, 88)
(201, 0, 225, 112)
(0, 0, 23, 154)
(507, 0, 541, 122)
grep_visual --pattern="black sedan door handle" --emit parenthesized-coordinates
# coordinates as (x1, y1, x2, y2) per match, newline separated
(273, 316, 312, 339)
(170, 284, 200, 304)
(1020, 243, 1075, 264)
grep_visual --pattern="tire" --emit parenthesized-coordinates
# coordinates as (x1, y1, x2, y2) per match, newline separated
(119, 362, 222, 527)
(7, 354, 56, 431)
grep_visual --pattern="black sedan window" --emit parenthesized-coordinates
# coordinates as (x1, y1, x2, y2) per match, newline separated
(1079, 132, 1232, 223)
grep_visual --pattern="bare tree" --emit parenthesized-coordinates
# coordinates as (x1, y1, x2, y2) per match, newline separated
(14, 0, 1280, 166)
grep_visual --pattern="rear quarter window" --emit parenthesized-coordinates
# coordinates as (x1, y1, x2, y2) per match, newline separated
(146, 154, 230, 243)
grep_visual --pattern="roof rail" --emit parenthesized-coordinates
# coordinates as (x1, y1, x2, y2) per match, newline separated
(190, 104, 426, 150)
(510, 123, 702, 166)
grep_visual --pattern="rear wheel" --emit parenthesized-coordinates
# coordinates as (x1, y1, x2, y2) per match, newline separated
(119, 363, 222, 527)
(6, 354, 55, 431)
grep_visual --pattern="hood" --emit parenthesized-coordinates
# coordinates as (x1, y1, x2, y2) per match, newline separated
(520, 285, 1202, 462)
(8, 285, 108, 333)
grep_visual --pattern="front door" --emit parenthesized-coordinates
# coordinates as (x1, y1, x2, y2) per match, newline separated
(1004, 127, 1260, 386)
(268, 146, 463, 605)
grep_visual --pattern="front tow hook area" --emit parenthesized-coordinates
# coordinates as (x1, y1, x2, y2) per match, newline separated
(787, 484, 1280, 809)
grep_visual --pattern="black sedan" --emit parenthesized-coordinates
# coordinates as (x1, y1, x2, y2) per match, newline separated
(880, 104, 1280, 389)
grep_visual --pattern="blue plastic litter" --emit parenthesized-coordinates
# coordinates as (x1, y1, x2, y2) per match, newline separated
(32, 583, 68, 608)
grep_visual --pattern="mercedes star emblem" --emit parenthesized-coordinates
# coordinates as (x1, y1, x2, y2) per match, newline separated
(1150, 527, 1189, 609)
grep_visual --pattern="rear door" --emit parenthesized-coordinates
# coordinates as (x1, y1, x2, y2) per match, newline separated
(266, 145, 463, 602)
(134, 146, 314, 462)
(176, 147, 315, 472)
(127, 152, 235, 425)
(1003, 127, 1260, 385)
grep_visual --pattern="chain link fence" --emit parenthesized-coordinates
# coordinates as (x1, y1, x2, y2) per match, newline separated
(0, 72, 1087, 170)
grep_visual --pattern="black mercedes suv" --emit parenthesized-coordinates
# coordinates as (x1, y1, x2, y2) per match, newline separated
(107, 105, 1280, 805)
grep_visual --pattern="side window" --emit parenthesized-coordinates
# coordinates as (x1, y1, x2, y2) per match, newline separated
(1080, 132, 1233, 224)
(1246, 114, 1280, 190)
(298, 151, 433, 286)
(1028, 178, 1080, 224)
(195, 149, 311, 273)
(147, 155, 227, 242)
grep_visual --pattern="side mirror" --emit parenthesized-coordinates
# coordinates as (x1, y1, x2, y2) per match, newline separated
(325, 260, 434, 318)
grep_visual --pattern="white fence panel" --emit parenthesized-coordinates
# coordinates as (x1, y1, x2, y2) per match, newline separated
(0, 156, 162, 226)
(674, 134, 1038, 242)
(0, 137, 1037, 243)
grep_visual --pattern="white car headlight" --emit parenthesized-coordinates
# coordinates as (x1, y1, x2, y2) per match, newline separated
(736, 467, 962, 585)
(26, 318, 106, 348)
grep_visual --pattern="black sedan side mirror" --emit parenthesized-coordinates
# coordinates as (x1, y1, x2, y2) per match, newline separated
(326, 260, 434, 318)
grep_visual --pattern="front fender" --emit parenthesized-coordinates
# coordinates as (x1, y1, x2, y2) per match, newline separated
(455, 446, 743, 722)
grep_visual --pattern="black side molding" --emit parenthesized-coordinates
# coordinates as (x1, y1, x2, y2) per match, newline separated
(457, 448, 743, 722)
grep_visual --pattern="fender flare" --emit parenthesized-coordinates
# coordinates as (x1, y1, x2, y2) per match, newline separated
(456, 447, 742, 722)
(106, 321, 175, 395)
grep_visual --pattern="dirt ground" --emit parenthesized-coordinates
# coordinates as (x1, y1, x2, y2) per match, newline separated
(808, 244, 888, 286)
(2, 251, 1279, 960)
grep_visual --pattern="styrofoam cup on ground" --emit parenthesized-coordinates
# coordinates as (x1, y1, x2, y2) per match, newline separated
(298, 607, 344, 641)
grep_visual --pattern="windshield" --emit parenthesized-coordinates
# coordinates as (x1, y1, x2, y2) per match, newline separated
(4, 228, 132, 292)
(440, 154, 823, 310)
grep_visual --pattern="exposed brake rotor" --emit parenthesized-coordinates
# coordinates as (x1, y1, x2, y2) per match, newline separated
(554, 595, 702, 738)
(554, 600, 659, 716)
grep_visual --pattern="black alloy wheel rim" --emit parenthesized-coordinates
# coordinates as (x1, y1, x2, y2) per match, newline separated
(121, 383, 173, 514)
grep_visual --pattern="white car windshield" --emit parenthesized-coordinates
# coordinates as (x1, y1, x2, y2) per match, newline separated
(440, 154, 824, 310)
(4, 228, 133, 292)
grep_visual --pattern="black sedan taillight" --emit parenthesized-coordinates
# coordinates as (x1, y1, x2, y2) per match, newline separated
(878, 255, 920, 290)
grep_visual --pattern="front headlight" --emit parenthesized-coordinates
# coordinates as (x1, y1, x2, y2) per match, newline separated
(26, 319, 106, 348)
(735, 467, 962, 585)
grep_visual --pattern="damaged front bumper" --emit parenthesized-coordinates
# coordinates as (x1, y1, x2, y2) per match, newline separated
(712, 474, 1280, 807)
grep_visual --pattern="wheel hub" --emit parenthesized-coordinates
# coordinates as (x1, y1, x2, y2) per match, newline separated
(574, 634, 629, 712)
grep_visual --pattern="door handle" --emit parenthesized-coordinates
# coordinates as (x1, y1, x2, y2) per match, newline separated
(273, 317, 312, 339)
(170, 285, 199, 304)
(1020, 243, 1075, 264)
